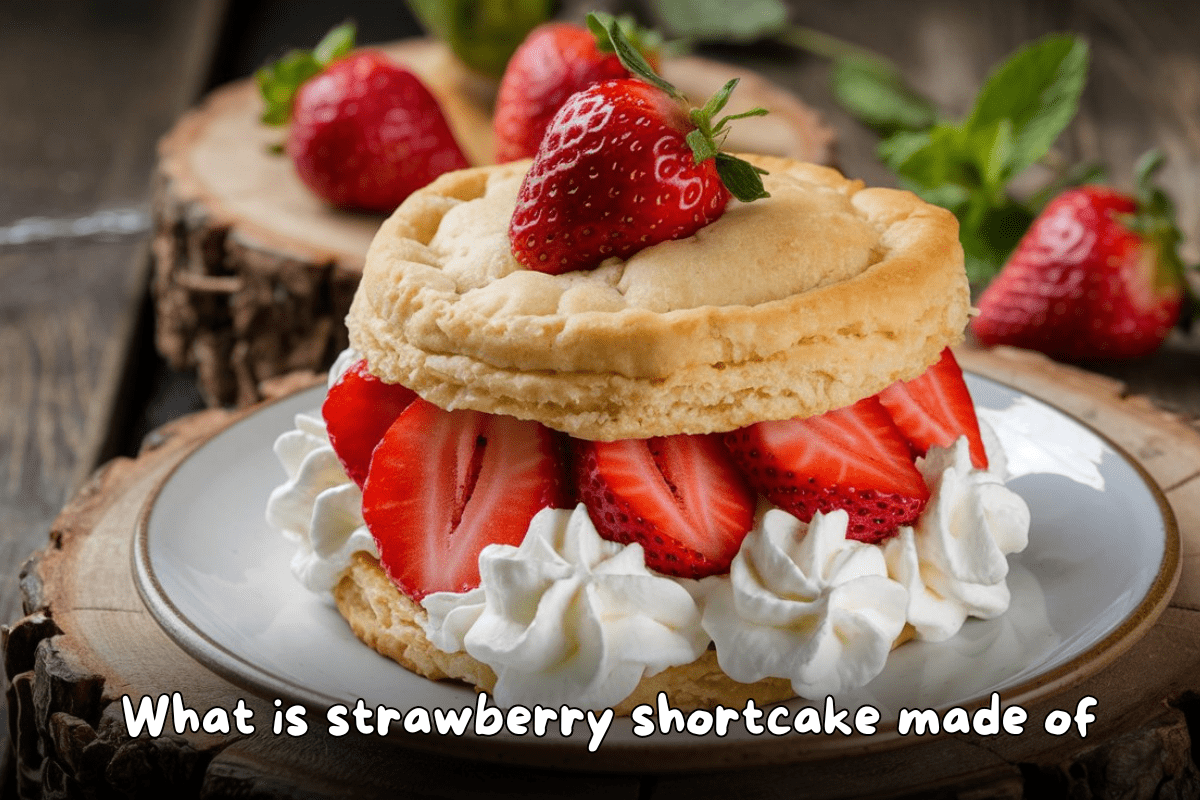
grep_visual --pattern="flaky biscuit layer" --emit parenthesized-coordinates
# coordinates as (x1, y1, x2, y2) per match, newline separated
(348, 156, 968, 440)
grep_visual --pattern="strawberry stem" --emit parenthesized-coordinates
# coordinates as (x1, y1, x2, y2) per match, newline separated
(1124, 149, 1187, 294)
(587, 12, 770, 203)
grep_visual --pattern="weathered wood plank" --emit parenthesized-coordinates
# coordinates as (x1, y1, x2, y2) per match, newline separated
(0, 0, 231, 791)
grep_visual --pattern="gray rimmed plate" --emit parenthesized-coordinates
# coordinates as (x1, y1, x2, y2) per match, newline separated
(132, 374, 1179, 770)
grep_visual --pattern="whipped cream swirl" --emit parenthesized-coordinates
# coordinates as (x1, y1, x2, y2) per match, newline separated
(422, 505, 709, 710)
(265, 351, 377, 593)
(701, 508, 908, 698)
(884, 434, 1030, 642)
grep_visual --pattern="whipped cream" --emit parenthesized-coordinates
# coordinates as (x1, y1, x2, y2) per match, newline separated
(265, 351, 377, 593)
(422, 505, 709, 709)
(884, 434, 1030, 642)
(701, 508, 908, 698)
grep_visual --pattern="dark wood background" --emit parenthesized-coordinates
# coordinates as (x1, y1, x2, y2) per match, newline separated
(3, 0, 1199, 795)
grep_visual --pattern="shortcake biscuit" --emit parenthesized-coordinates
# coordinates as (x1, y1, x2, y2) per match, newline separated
(348, 156, 968, 440)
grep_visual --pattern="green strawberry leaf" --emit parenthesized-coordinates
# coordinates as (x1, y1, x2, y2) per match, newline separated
(686, 128, 720, 162)
(695, 78, 737, 121)
(651, 0, 788, 42)
(588, 12, 664, 59)
(1124, 149, 1187, 292)
(312, 21, 356, 65)
(965, 34, 1089, 176)
(256, 21, 356, 126)
(831, 55, 938, 136)
(715, 153, 770, 202)
(595, 13, 680, 99)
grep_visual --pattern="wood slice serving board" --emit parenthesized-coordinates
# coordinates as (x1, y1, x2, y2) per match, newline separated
(5, 345, 1200, 799)
(152, 38, 837, 408)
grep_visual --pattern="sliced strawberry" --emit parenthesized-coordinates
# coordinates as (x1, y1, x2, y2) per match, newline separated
(724, 397, 930, 544)
(322, 359, 417, 487)
(574, 433, 756, 578)
(877, 348, 989, 470)
(362, 399, 565, 600)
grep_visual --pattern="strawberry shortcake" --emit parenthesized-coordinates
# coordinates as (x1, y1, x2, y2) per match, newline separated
(266, 19, 1029, 715)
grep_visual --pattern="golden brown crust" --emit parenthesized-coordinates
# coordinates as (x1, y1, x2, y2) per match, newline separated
(333, 553, 798, 715)
(348, 156, 968, 440)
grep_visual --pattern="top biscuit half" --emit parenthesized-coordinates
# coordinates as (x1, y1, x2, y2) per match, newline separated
(347, 155, 969, 441)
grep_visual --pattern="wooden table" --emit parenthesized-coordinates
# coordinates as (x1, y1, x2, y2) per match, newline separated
(3, 1, 1199, 797)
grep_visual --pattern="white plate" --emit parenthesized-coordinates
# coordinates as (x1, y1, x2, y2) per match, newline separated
(134, 375, 1179, 769)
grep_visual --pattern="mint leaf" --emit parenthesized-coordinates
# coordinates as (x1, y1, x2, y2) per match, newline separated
(791, 29, 1089, 289)
(966, 118, 1015, 196)
(886, 125, 975, 198)
(966, 34, 1089, 176)
(877, 129, 933, 172)
(901, 180, 972, 215)
(959, 201, 1035, 285)
(831, 56, 937, 135)
(651, 0, 788, 42)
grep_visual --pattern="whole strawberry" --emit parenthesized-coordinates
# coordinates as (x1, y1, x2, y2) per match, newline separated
(493, 18, 657, 163)
(509, 14, 768, 274)
(257, 22, 469, 213)
(972, 153, 1186, 360)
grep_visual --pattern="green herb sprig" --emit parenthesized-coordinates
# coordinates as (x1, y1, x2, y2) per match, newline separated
(648, 0, 1093, 285)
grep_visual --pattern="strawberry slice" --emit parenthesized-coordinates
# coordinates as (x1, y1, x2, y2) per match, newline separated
(724, 397, 930, 544)
(362, 399, 565, 600)
(574, 434, 756, 578)
(322, 360, 417, 487)
(877, 348, 989, 470)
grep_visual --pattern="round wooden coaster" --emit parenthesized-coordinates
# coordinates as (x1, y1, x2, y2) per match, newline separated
(5, 347, 1200, 797)
(151, 38, 837, 407)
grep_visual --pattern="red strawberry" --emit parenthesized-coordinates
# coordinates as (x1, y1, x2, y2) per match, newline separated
(574, 434, 756, 579)
(493, 22, 631, 163)
(877, 348, 989, 470)
(508, 14, 768, 274)
(258, 23, 469, 213)
(362, 399, 564, 600)
(972, 153, 1187, 360)
(724, 397, 930, 544)
(321, 359, 417, 487)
